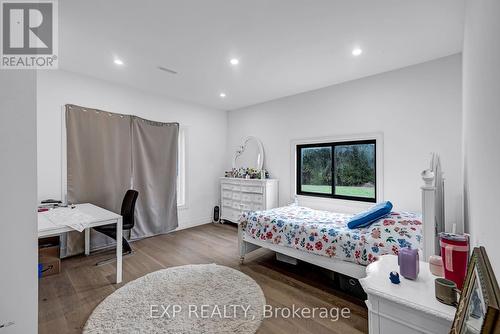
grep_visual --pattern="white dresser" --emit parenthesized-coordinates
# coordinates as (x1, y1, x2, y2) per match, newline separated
(220, 177, 279, 223)
(360, 255, 456, 334)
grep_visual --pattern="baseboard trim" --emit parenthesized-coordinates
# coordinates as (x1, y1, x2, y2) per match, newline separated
(176, 216, 212, 231)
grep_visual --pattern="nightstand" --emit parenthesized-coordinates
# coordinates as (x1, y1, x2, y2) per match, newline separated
(360, 255, 456, 334)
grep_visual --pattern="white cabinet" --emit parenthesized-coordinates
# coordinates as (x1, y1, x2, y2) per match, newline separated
(220, 177, 278, 223)
(360, 255, 456, 334)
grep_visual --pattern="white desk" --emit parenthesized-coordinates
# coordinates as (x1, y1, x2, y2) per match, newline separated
(38, 203, 123, 283)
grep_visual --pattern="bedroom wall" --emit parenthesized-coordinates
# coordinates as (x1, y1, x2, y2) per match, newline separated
(0, 71, 38, 333)
(463, 0, 500, 276)
(227, 55, 463, 231)
(37, 70, 227, 230)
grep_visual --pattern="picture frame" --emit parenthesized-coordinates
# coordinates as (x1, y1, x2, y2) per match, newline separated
(451, 247, 500, 333)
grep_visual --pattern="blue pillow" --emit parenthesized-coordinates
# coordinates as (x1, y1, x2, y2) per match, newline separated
(347, 201, 393, 229)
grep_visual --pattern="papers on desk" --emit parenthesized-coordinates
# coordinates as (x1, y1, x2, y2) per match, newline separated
(40, 207, 95, 232)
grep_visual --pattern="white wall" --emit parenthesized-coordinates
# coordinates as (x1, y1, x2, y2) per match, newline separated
(37, 70, 227, 229)
(463, 0, 500, 276)
(227, 55, 463, 230)
(0, 72, 38, 333)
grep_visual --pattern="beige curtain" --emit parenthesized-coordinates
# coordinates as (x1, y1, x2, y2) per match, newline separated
(66, 105, 132, 255)
(65, 104, 178, 256)
(131, 116, 179, 238)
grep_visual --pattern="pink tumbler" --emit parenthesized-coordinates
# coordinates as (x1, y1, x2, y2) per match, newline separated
(439, 233, 469, 290)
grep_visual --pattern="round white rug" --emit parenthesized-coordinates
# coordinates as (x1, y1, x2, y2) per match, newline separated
(83, 264, 265, 334)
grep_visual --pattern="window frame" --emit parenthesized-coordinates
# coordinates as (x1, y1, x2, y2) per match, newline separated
(177, 127, 187, 209)
(296, 139, 377, 203)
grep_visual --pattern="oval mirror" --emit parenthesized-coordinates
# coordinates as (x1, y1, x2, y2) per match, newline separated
(232, 136, 264, 171)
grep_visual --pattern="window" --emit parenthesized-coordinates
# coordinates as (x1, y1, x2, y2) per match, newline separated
(296, 139, 376, 202)
(177, 128, 186, 207)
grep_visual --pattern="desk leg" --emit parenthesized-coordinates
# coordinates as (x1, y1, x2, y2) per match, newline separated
(116, 217, 123, 284)
(84, 228, 90, 256)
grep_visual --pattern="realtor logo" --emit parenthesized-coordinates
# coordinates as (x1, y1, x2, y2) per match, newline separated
(1, 0, 58, 69)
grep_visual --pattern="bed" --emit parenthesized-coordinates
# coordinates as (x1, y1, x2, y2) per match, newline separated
(238, 154, 444, 279)
(240, 205, 422, 265)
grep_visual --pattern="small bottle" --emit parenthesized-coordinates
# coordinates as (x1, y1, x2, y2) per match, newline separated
(398, 246, 419, 280)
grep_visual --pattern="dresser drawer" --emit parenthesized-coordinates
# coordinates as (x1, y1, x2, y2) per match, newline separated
(222, 190, 233, 199)
(379, 316, 421, 334)
(252, 204, 263, 211)
(221, 182, 241, 191)
(241, 193, 264, 203)
(232, 192, 241, 200)
(253, 194, 263, 203)
(241, 193, 253, 202)
(224, 200, 259, 212)
(377, 297, 453, 334)
(240, 203, 251, 211)
(221, 207, 241, 223)
(229, 202, 252, 211)
(240, 186, 263, 194)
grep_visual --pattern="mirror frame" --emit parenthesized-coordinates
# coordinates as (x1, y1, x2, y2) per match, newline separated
(232, 136, 265, 171)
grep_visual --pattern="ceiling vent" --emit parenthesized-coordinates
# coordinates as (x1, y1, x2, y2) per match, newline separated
(157, 66, 178, 75)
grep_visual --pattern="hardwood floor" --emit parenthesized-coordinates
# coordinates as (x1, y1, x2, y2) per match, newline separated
(39, 223, 368, 333)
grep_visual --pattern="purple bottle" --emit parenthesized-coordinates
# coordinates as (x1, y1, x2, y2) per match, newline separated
(398, 246, 419, 280)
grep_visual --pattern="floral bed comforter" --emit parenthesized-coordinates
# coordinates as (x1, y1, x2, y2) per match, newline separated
(239, 205, 423, 266)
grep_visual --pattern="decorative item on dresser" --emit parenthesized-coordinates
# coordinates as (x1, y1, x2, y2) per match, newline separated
(220, 177, 279, 224)
(360, 255, 456, 334)
(451, 247, 500, 334)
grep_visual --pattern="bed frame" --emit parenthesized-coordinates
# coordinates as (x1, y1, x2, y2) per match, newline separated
(238, 154, 444, 279)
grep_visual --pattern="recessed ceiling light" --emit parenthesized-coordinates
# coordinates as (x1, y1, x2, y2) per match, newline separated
(230, 58, 239, 65)
(114, 58, 124, 65)
(219, 92, 226, 98)
(352, 48, 363, 56)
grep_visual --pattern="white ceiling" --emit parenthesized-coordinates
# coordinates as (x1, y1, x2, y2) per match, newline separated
(59, 0, 465, 111)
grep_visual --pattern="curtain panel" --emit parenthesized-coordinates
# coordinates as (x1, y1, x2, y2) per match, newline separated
(131, 116, 179, 238)
(65, 104, 178, 256)
(66, 105, 132, 255)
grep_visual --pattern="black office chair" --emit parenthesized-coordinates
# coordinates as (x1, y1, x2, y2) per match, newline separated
(94, 189, 139, 256)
